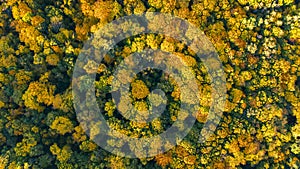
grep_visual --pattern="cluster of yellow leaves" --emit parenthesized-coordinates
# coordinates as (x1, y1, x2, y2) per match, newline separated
(146, 34, 163, 50)
(149, 0, 176, 13)
(5, 162, 30, 169)
(79, 0, 121, 35)
(134, 101, 148, 112)
(104, 101, 116, 117)
(238, 0, 294, 8)
(131, 80, 150, 99)
(50, 116, 74, 135)
(75, 18, 97, 41)
(196, 107, 209, 123)
(52, 89, 73, 113)
(46, 54, 60, 66)
(291, 111, 300, 155)
(52, 94, 63, 110)
(123, 0, 146, 15)
(50, 143, 72, 162)
(72, 126, 87, 143)
(14, 70, 32, 85)
(6, 161, 22, 169)
(11, 2, 32, 20)
(171, 85, 180, 101)
(105, 156, 125, 169)
(22, 81, 55, 112)
(79, 140, 97, 152)
(14, 21, 44, 52)
(30, 15, 45, 27)
(0, 154, 9, 169)
(160, 37, 177, 53)
(225, 88, 244, 113)
(0, 54, 17, 69)
(0, 102, 5, 109)
(14, 137, 37, 157)
(94, 0, 119, 21)
(222, 135, 266, 167)
(256, 104, 283, 122)
(153, 142, 198, 168)
(151, 118, 162, 131)
(0, 73, 8, 85)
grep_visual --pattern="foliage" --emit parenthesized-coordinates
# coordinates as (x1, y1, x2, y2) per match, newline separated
(50, 143, 72, 162)
(50, 116, 74, 135)
(22, 75, 56, 112)
(0, 0, 299, 168)
(131, 80, 150, 99)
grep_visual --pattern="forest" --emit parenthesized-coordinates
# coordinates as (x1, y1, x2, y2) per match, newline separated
(0, 0, 299, 168)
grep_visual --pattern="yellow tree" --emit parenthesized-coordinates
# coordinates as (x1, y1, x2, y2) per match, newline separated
(22, 72, 55, 112)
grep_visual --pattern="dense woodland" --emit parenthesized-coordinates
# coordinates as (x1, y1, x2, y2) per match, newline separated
(0, 0, 300, 168)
